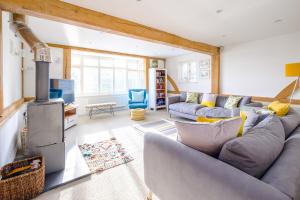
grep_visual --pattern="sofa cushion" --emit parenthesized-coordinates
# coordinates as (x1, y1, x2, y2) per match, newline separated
(169, 102, 204, 115)
(279, 108, 300, 138)
(238, 96, 252, 107)
(219, 115, 285, 178)
(262, 127, 300, 199)
(186, 92, 198, 103)
(180, 92, 187, 102)
(196, 107, 236, 118)
(201, 93, 217, 107)
(215, 95, 228, 108)
(243, 110, 260, 134)
(224, 96, 242, 109)
(175, 117, 242, 156)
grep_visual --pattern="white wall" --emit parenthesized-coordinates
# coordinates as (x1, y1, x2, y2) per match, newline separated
(0, 12, 24, 166)
(23, 46, 64, 97)
(166, 52, 211, 93)
(0, 105, 26, 166)
(221, 31, 300, 98)
(2, 12, 22, 108)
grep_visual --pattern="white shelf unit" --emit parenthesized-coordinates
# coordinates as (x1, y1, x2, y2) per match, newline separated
(149, 68, 167, 111)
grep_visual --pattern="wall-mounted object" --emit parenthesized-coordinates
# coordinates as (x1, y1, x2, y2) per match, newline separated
(150, 59, 158, 68)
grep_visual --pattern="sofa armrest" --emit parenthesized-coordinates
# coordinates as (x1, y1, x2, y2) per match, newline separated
(168, 95, 180, 109)
(144, 133, 289, 200)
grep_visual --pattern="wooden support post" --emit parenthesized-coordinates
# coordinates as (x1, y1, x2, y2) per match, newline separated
(63, 48, 71, 79)
(211, 52, 220, 94)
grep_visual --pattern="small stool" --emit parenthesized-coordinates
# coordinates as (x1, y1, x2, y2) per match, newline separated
(131, 109, 145, 121)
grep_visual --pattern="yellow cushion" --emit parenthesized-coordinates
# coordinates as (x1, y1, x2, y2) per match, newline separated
(201, 101, 215, 107)
(238, 111, 247, 137)
(196, 116, 244, 137)
(201, 93, 217, 107)
(267, 101, 289, 116)
(197, 117, 223, 123)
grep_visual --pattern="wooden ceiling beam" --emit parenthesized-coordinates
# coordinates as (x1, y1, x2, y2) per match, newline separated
(0, 0, 219, 55)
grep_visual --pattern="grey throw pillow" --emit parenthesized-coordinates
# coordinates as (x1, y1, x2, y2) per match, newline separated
(279, 108, 300, 138)
(243, 110, 259, 134)
(175, 117, 242, 156)
(219, 115, 285, 178)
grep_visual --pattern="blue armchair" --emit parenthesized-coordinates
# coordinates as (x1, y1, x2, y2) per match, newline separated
(128, 89, 148, 109)
(50, 88, 63, 99)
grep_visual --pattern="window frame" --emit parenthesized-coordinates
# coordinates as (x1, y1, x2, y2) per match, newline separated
(71, 51, 145, 97)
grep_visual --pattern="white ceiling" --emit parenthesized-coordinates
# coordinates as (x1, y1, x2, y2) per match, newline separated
(63, 0, 300, 46)
(27, 16, 194, 58)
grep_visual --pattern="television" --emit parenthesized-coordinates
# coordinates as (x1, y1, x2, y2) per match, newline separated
(50, 79, 75, 104)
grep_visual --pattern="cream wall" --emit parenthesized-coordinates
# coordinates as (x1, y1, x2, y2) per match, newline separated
(166, 52, 211, 93)
(0, 12, 24, 166)
(221, 31, 300, 98)
(2, 12, 22, 108)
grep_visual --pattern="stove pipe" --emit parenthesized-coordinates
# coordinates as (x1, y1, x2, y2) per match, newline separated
(13, 14, 51, 102)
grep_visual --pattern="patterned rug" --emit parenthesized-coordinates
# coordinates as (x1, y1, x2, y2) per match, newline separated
(78, 137, 134, 173)
(133, 119, 177, 138)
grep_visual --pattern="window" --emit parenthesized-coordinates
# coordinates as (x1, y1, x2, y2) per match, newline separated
(71, 51, 145, 96)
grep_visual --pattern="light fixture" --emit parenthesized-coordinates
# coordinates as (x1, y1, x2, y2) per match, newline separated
(274, 19, 283, 23)
(216, 9, 223, 14)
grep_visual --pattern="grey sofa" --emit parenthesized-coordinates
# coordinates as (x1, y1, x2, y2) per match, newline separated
(168, 92, 262, 120)
(144, 109, 300, 200)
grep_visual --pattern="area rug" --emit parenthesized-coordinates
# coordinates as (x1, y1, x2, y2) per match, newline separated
(78, 137, 134, 173)
(133, 119, 177, 137)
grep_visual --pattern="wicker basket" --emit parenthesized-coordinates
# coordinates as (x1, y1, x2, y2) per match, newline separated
(0, 156, 45, 200)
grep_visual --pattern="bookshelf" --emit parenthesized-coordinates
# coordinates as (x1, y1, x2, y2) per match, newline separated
(149, 68, 167, 110)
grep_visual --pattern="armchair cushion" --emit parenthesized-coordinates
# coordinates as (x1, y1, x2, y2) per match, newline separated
(131, 91, 145, 103)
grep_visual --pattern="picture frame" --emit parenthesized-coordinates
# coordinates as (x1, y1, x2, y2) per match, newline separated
(199, 69, 210, 79)
(199, 59, 210, 69)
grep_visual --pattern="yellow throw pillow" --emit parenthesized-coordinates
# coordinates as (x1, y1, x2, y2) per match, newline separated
(267, 101, 289, 116)
(197, 117, 224, 123)
(238, 111, 247, 137)
(201, 93, 217, 107)
(196, 116, 245, 137)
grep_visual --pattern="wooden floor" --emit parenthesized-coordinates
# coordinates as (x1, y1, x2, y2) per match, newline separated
(36, 109, 171, 200)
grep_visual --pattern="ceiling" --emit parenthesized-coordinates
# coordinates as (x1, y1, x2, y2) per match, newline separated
(27, 16, 194, 58)
(63, 0, 300, 46)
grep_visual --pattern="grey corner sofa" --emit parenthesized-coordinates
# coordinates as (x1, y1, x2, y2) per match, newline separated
(144, 109, 300, 200)
(168, 92, 262, 120)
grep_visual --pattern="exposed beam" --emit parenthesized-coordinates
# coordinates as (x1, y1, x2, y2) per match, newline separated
(167, 75, 180, 93)
(48, 43, 165, 61)
(275, 80, 299, 99)
(0, 0, 219, 55)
